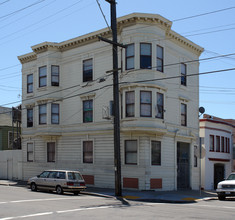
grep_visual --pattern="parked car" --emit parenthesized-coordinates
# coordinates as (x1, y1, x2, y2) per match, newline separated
(216, 172, 235, 200)
(27, 170, 86, 195)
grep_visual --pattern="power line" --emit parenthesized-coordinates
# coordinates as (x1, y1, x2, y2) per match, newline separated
(0, 0, 46, 21)
(0, 0, 10, 6)
(0, 0, 57, 31)
(0, 0, 85, 41)
(1, 66, 235, 109)
(96, 0, 111, 31)
(172, 5, 235, 22)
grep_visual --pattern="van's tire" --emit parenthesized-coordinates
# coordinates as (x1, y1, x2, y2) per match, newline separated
(56, 186, 63, 195)
(31, 183, 37, 191)
(73, 191, 80, 195)
(218, 194, 226, 200)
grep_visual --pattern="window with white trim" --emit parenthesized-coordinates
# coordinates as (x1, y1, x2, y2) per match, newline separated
(151, 140, 161, 165)
(83, 141, 93, 163)
(126, 44, 134, 70)
(140, 43, 152, 69)
(83, 59, 93, 82)
(181, 103, 187, 126)
(39, 66, 47, 87)
(157, 45, 163, 72)
(83, 100, 93, 123)
(39, 104, 47, 125)
(47, 142, 55, 162)
(51, 65, 59, 86)
(27, 143, 33, 162)
(181, 63, 187, 86)
(126, 91, 135, 117)
(27, 108, 33, 127)
(125, 140, 137, 165)
(140, 91, 152, 117)
(156, 92, 164, 119)
(27, 74, 33, 93)
(51, 103, 59, 124)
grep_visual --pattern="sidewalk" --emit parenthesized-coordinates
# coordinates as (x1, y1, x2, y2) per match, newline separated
(0, 180, 217, 203)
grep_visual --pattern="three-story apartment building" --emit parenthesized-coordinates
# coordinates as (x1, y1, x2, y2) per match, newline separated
(18, 13, 203, 190)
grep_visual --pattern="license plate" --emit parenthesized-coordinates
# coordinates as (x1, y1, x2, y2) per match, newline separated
(225, 192, 231, 195)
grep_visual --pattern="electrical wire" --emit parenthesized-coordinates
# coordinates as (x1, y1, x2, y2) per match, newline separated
(0, 0, 10, 6)
(0, 66, 235, 109)
(96, 0, 111, 31)
(172, 5, 235, 22)
(0, 0, 46, 21)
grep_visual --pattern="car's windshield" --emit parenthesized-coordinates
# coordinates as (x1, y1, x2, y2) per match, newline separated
(68, 172, 83, 181)
(227, 174, 235, 180)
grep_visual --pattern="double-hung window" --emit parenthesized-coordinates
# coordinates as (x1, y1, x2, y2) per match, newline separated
(126, 91, 135, 117)
(210, 135, 214, 151)
(27, 143, 33, 162)
(27, 108, 33, 127)
(140, 43, 152, 69)
(216, 136, 220, 152)
(126, 44, 134, 70)
(221, 136, 225, 152)
(181, 103, 187, 126)
(51, 103, 59, 124)
(83, 100, 93, 123)
(181, 63, 187, 86)
(83, 59, 93, 82)
(125, 140, 137, 165)
(47, 142, 55, 162)
(156, 92, 164, 119)
(27, 74, 33, 93)
(140, 91, 152, 117)
(157, 45, 163, 72)
(39, 66, 47, 87)
(83, 141, 93, 163)
(51, 65, 59, 86)
(151, 141, 161, 166)
(39, 104, 47, 125)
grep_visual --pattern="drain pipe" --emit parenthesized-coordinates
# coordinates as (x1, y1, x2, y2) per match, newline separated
(174, 129, 179, 190)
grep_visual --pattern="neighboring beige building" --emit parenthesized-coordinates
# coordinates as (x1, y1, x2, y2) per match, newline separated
(200, 114, 234, 190)
(18, 13, 203, 190)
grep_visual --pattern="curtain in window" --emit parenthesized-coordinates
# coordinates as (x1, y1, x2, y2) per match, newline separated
(156, 93, 163, 119)
(126, 91, 135, 117)
(39, 104, 47, 124)
(27, 143, 33, 162)
(83, 141, 93, 163)
(47, 142, 55, 162)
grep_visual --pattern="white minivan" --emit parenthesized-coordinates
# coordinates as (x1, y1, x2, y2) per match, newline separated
(27, 170, 86, 195)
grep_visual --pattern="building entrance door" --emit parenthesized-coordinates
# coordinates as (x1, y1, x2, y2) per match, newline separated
(214, 164, 224, 189)
(177, 142, 190, 189)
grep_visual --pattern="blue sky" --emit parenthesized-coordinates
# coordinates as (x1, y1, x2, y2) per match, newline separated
(0, 0, 234, 119)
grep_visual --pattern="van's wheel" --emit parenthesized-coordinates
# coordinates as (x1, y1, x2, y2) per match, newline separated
(74, 191, 80, 195)
(218, 195, 226, 200)
(31, 183, 37, 191)
(56, 186, 63, 195)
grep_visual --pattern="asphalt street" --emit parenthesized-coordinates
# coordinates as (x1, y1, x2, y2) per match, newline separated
(0, 186, 234, 219)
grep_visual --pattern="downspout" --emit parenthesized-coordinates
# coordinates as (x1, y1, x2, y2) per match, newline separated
(174, 129, 179, 190)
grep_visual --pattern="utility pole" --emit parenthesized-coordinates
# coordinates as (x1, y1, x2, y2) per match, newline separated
(102, 0, 123, 197)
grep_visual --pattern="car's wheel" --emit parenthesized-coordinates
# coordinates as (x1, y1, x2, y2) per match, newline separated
(56, 186, 63, 195)
(73, 191, 80, 195)
(218, 194, 226, 200)
(31, 183, 37, 191)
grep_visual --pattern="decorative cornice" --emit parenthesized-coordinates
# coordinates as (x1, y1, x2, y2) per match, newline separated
(18, 13, 203, 64)
(166, 30, 204, 56)
(18, 52, 37, 64)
